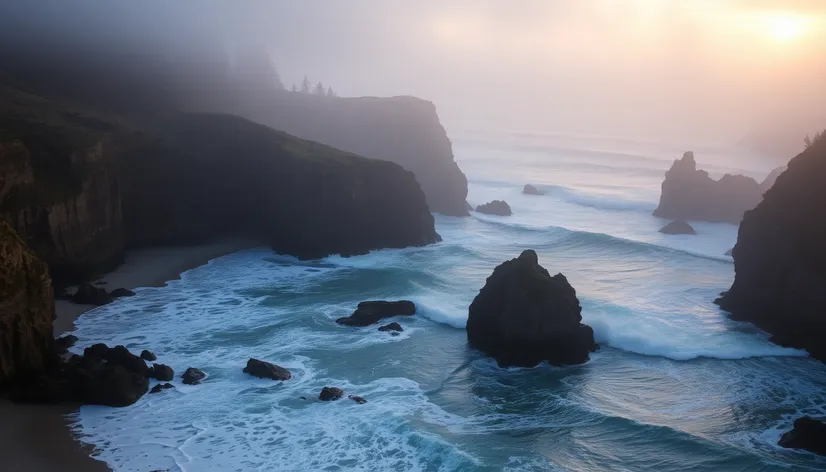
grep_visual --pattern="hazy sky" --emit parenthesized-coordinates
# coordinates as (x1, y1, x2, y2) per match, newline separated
(5, 1, 826, 143)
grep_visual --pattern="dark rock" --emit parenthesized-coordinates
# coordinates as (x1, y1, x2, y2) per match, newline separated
(149, 383, 174, 394)
(54, 335, 79, 354)
(319, 387, 344, 401)
(778, 417, 826, 455)
(659, 220, 696, 235)
(724, 248, 733, 256)
(761, 166, 786, 191)
(140, 350, 157, 361)
(181, 367, 206, 385)
(378, 322, 403, 332)
(72, 283, 112, 306)
(150, 364, 174, 381)
(466, 250, 597, 367)
(110, 288, 136, 298)
(336, 301, 416, 327)
(716, 138, 826, 362)
(523, 184, 544, 195)
(243, 358, 291, 381)
(348, 395, 367, 404)
(390, 332, 400, 337)
(82, 344, 149, 377)
(476, 200, 512, 216)
(653, 151, 766, 224)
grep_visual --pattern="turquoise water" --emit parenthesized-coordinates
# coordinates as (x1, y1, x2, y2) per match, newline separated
(71, 134, 826, 471)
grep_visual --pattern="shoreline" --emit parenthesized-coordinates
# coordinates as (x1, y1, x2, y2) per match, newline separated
(1, 240, 258, 472)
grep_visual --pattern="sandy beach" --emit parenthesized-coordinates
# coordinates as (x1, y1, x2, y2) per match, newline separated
(0, 241, 256, 472)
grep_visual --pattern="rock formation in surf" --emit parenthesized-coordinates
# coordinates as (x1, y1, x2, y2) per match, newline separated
(716, 137, 826, 362)
(476, 200, 512, 216)
(466, 250, 597, 367)
(523, 184, 544, 195)
(243, 358, 291, 381)
(0, 220, 55, 384)
(336, 301, 416, 327)
(778, 417, 826, 455)
(653, 151, 769, 224)
(659, 220, 696, 235)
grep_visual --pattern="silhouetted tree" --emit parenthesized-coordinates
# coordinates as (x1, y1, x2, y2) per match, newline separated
(313, 81, 325, 96)
(804, 130, 825, 149)
(235, 48, 283, 91)
(300, 75, 311, 94)
(290, 84, 297, 93)
(326, 86, 336, 97)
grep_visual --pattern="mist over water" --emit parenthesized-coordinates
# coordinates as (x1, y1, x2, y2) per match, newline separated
(70, 133, 826, 471)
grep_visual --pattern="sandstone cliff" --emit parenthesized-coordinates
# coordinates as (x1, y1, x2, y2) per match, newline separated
(653, 152, 765, 224)
(716, 138, 826, 361)
(0, 220, 54, 384)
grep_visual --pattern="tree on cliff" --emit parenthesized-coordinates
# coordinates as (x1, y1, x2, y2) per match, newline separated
(300, 76, 311, 94)
(327, 86, 336, 97)
(804, 130, 825, 149)
(313, 82, 325, 96)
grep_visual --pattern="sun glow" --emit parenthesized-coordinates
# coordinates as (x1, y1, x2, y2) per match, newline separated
(765, 14, 809, 42)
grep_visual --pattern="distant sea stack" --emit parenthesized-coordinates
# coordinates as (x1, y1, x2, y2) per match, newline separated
(476, 200, 512, 216)
(716, 137, 826, 362)
(653, 151, 767, 224)
(466, 250, 597, 367)
(237, 94, 470, 217)
(523, 184, 544, 195)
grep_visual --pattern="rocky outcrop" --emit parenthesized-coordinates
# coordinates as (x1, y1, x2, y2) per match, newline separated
(778, 417, 826, 455)
(378, 322, 403, 332)
(348, 395, 367, 404)
(0, 221, 55, 384)
(466, 250, 597, 367)
(150, 364, 174, 382)
(653, 152, 766, 224)
(181, 367, 206, 385)
(140, 350, 157, 361)
(336, 301, 416, 327)
(523, 184, 544, 195)
(71, 283, 112, 306)
(319, 387, 344, 401)
(150, 383, 174, 394)
(659, 220, 696, 235)
(243, 358, 291, 381)
(233, 94, 470, 216)
(716, 138, 826, 361)
(476, 200, 512, 216)
(761, 166, 786, 191)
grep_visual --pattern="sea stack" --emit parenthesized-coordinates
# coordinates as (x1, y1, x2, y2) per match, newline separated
(716, 136, 826, 362)
(476, 200, 512, 216)
(653, 151, 765, 224)
(523, 184, 544, 195)
(659, 220, 696, 235)
(466, 250, 596, 367)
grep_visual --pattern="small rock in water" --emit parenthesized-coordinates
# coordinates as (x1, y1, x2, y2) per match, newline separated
(390, 332, 400, 337)
(378, 322, 403, 332)
(659, 220, 696, 235)
(348, 395, 367, 404)
(149, 383, 174, 394)
(476, 200, 512, 216)
(523, 184, 544, 195)
(299, 396, 307, 400)
(140, 350, 157, 361)
(182, 367, 206, 385)
(243, 358, 291, 380)
(151, 364, 174, 381)
(336, 300, 416, 327)
(72, 283, 112, 306)
(319, 387, 344, 401)
(110, 288, 136, 298)
(778, 417, 826, 456)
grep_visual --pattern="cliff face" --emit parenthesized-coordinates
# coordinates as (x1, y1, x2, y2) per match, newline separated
(653, 152, 766, 224)
(229, 94, 469, 217)
(0, 220, 55, 384)
(716, 138, 826, 361)
(118, 113, 441, 258)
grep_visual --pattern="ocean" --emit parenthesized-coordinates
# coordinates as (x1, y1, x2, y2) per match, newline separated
(69, 132, 826, 471)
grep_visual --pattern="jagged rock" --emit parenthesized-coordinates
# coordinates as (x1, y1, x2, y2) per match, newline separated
(149, 383, 174, 394)
(181, 367, 206, 385)
(523, 184, 544, 195)
(348, 395, 367, 404)
(111, 288, 136, 298)
(716, 138, 826, 361)
(243, 358, 291, 381)
(54, 335, 79, 354)
(319, 387, 344, 401)
(761, 166, 786, 191)
(476, 200, 512, 216)
(653, 151, 766, 224)
(83, 344, 149, 377)
(467, 250, 597, 367)
(336, 301, 416, 327)
(0, 221, 55, 383)
(150, 364, 174, 381)
(140, 350, 157, 361)
(778, 417, 826, 455)
(72, 283, 112, 306)
(378, 322, 403, 332)
(659, 220, 696, 235)
(724, 248, 733, 256)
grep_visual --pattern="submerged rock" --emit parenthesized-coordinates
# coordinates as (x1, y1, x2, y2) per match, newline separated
(378, 322, 404, 332)
(466, 250, 597, 367)
(336, 301, 416, 327)
(243, 358, 291, 380)
(83, 344, 149, 377)
(110, 288, 136, 298)
(181, 367, 206, 385)
(72, 283, 112, 306)
(476, 200, 512, 216)
(149, 383, 175, 394)
(140, 350, 157, 361)
(659, 220, 696, 235)
(150, 364, 174, 382)
(349, 395, 367, 404)
(319, 387, 344, 401)
(778, 417, 826, 455)
(523, 184, 544, 195)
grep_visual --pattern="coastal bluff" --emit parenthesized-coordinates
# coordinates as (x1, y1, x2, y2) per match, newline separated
(716, 137, 826, 362)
